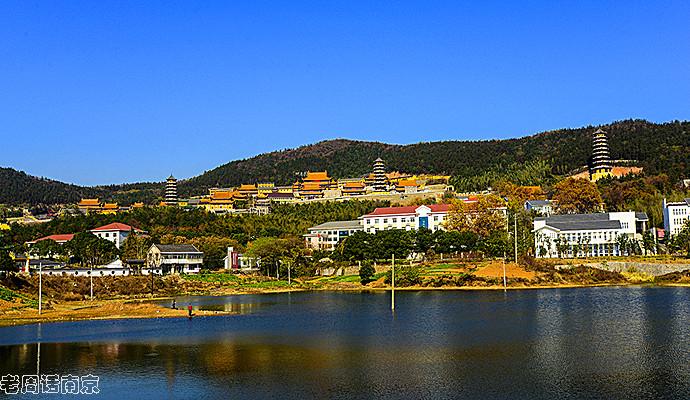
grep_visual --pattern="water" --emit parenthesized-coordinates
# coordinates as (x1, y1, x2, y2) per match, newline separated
(1, 287, 690, 399)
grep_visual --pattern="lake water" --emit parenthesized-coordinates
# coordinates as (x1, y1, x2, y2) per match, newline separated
(1, 287, 690, 399)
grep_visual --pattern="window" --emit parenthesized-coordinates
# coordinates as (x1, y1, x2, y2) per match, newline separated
(392, 218, 397, 223)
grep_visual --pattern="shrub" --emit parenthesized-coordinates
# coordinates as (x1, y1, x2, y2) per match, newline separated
(359, 261, 375, 284)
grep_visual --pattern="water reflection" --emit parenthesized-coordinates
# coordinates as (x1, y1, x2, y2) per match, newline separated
(1, 288, 689, 399)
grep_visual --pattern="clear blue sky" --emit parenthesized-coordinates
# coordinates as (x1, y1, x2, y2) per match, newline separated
(1, 1, 689, 186)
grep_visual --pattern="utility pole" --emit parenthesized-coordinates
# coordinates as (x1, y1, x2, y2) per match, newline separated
(90, 266, 94, 301)
(514, 215, 518, 264)
(391, 253, 395, 311)
(287, 262, 291, 285)
(38, 261, 42, 315)
(502, 257, 507, 292)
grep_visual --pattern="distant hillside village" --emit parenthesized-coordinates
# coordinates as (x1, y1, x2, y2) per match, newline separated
(1, 128, 690, 278)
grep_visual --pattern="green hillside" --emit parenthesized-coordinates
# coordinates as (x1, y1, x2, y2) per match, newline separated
(1, 119, 688, 205)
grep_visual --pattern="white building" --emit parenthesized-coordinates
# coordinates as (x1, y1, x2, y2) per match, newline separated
(90, 223, 145, 249)
(146, 244, 203, 275)
(224, 246, 260, 271)
(534, 212, 648, 258)
(360, 204, 451, 233)
(525, 200, 555, 217)
(304, 220, 363, 251)
(663, 198, 690, 236)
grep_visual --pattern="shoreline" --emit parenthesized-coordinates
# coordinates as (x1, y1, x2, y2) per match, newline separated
(2, 282, 688, 328)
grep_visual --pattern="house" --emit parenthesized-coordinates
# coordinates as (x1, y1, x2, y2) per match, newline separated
(533, 212, 648, 258)
(304, 220, 364, 251)
(360, 204, 451, 233)
(663, 198, 690, 236)
(90, 222, 145, 249)
(146, 244, 203, 275)
(525, 200, 555, 216)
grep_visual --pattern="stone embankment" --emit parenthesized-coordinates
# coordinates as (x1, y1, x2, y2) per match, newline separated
(556, 261, 690, 277)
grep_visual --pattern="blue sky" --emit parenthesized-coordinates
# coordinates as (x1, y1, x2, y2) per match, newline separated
(1, 1, 689, 185)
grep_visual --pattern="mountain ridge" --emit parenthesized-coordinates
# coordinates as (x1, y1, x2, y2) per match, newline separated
(2, 119, 689, 205)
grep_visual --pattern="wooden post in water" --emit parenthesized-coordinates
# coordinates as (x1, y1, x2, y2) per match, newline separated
(38, 261, 42, 315)
(391, 254, 395, 311)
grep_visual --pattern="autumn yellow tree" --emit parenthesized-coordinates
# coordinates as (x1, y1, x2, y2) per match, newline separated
(444, 194, 507, 238)
(552, 178, 603, 214)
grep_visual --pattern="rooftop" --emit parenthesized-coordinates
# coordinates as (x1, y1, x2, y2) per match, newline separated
(153, 244, 202, 254)
(91, 223, 142, 232)
(308, 220, 362, 231)
(28, 233, 75, 243)
(362, 204, 451, 217)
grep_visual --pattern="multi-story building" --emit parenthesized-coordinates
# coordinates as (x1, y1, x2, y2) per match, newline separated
(360, 204, 451, 233)
(525, 199, 555, 216)
(90, 222, 144, 249)
(146, 244, 203, 275)
(533, 211, 648, 258)
(663, 198, 690, 236)
(165, 175, 178, 206)
(589, 129, 613, 182)
(304, 220, 363, 250)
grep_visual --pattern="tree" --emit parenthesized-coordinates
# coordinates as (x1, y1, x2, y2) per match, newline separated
(120, 234, 153, 261)
(0, 250, 15, 272)
(359, 260, 375, 284)
(552, 178, 603, 214)
(445, 195, 507, 238)
(29, 239, 63, 260)
(480, 230, 510, 258)
(66, 232, 119, 267)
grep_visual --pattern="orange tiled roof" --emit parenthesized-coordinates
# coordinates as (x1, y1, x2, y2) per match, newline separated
(211, 190, 233, 200)
(397, 179, 417, 187)
(304, 171, 330, 181)
(78, 198, 100, 206)
(103, 203, 119, 209)
(301, 182, 322, 191)
(343, 181, 365, 188)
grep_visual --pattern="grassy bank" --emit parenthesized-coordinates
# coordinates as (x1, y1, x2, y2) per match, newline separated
(2, 259, 689, 327)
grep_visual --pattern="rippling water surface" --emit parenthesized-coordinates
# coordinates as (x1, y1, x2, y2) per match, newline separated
(1, 287, 690, 399)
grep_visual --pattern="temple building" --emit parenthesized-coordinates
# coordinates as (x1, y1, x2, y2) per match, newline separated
(589, 129, 613, 182)
(77, 198, 102, 214)
(297, 171, 334, 198)
(372, 158, 388, 192)
(165, 175, 178, 205)
(342, 180, 366, 196)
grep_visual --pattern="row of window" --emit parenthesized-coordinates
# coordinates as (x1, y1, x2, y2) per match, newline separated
(671, 217, 690, 226)
(365, 215, 445, 225)
(671, 208, 688, 215)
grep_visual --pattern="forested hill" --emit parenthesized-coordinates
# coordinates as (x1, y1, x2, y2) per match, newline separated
(182, 119, 690, 194)
(0, 168, 103, 205)
(1, 119, 689, 204)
